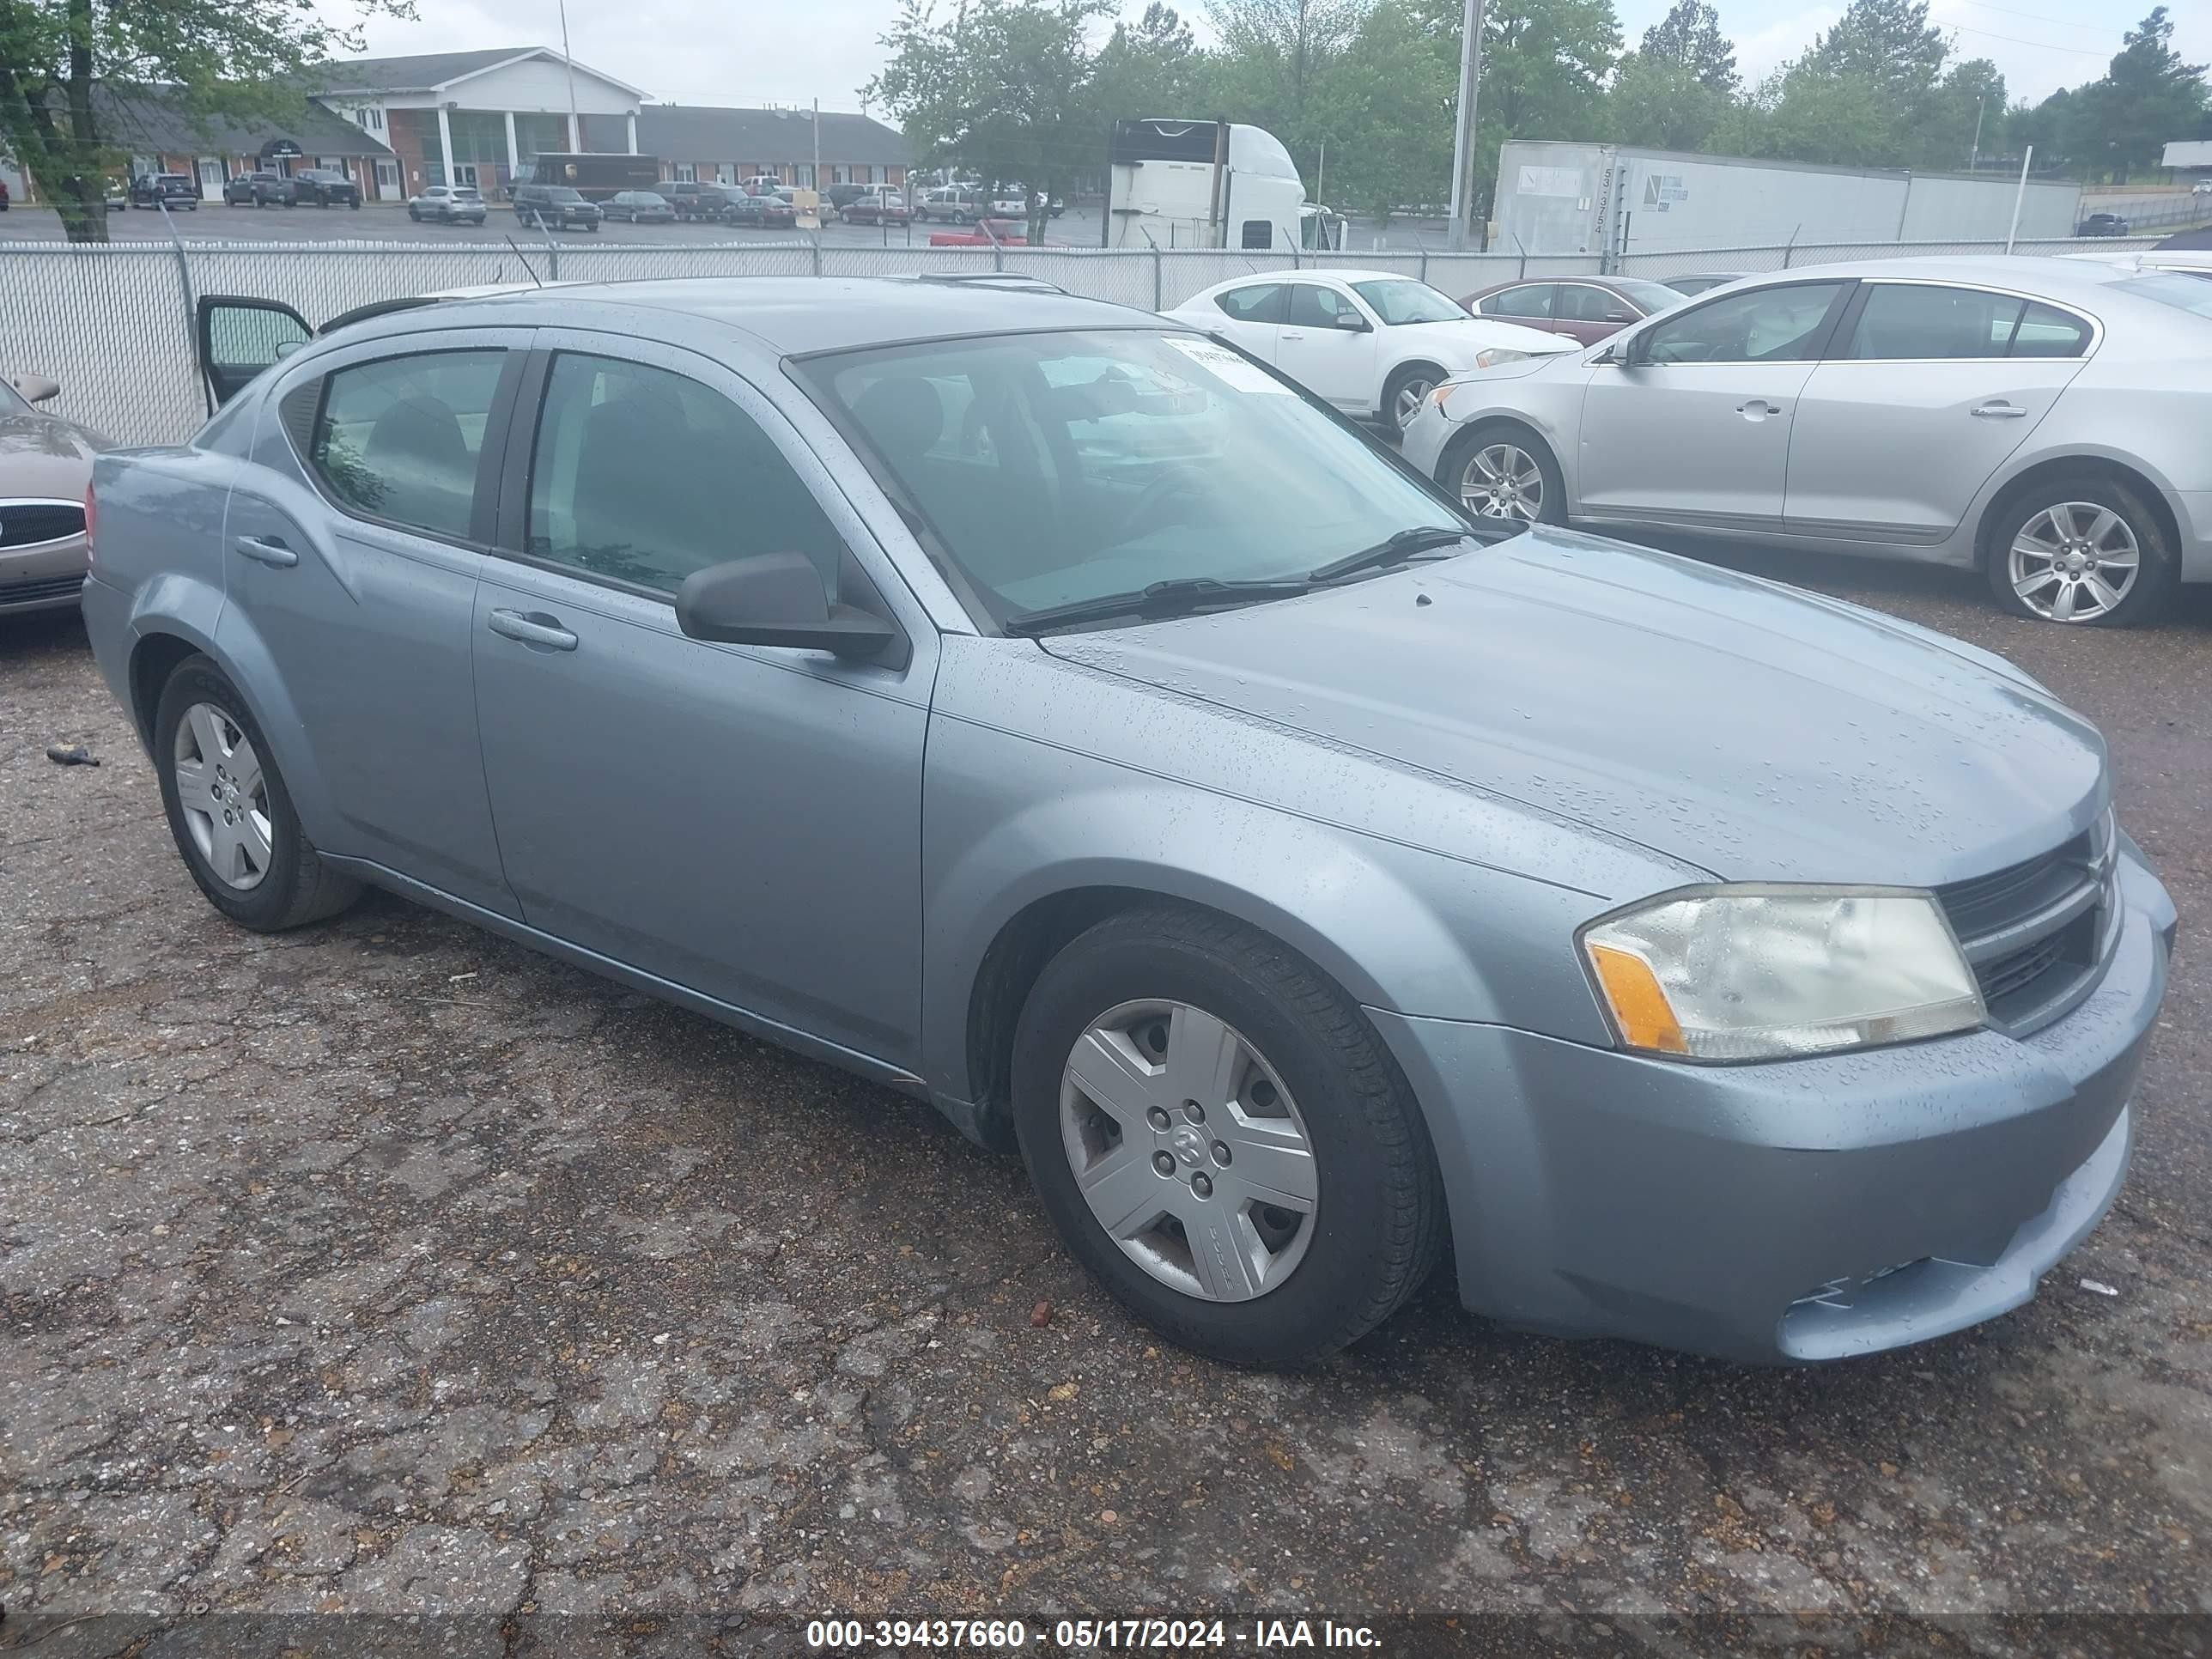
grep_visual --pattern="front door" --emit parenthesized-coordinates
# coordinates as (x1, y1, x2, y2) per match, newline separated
(1273, 282, 1377, 410)
(453, 162, 478, 189)
(219, 331, 526, 915)
(471, 332, 935, 1067)
(374, 159, 402, 201)
(1576, 280, 1851, 532)
(1785, 282, 2091, 544)
(196, 158, 224, 198)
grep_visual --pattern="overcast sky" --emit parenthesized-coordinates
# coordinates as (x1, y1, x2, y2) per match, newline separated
(353, 0, 2209, 115)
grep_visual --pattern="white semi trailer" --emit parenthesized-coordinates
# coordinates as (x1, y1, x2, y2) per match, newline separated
(1104, 118, 1344, 254)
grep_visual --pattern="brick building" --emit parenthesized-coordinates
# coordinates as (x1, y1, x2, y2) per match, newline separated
(634, 106, 908, 191)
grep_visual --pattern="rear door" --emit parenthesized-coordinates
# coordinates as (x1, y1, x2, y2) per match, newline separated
(1784, 281, 2093, 544)
(1200, 283, 1286, 363)
(219, 328, 528, 915)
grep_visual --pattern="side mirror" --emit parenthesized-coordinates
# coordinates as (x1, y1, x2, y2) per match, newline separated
(677, 552, 897, 660)
(10, 374, 61, 404)
(1331, 312, 1370, 332)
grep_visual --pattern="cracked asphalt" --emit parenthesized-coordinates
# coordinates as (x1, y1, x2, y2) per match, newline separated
(3, 550, 2209, 1657)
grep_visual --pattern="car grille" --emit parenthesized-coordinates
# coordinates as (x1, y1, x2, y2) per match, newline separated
(0, 501, 84, 549)
(1935, 817, 2116, 1030)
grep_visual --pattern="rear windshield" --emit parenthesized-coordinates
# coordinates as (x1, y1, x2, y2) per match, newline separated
(2113, 272, 2212, 318)
(453, 188, 483, 199)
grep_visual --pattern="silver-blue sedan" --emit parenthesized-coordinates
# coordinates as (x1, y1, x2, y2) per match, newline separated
(80, 276, 2175, 1367)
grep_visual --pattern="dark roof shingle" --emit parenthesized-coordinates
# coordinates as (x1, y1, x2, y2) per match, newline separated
(313, 47, 645, 97)
(635, 106, 908, 167)
(92, 85, 393, 158)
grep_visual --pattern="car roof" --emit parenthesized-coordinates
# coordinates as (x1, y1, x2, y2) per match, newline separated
(1749, 254, 2156, 301)
(412, 276, 1161, 356)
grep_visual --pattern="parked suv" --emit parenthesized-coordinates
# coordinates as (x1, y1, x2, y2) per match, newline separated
(409, 184, 489, 224)
(653, 180, 721, 222)
(513, 183, 602, 231)
(287, 168, 362, 209)
(128, 173, 198, 210)
(915, 186, 988, 225)
(2076, 211, 2130, 237)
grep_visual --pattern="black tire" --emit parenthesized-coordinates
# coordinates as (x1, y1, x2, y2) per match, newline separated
(1983, 475, 2178, 628)
(1440, 419, 1567, 527)
(408, 207, 421, 221)
(1381, 362, 1447, 436)
(1011, 904, 1446, 1370)
(153, 655, 361, 933)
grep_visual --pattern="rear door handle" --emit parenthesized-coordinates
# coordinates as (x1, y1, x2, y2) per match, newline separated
(1972, 401, 2028, 419)
(1279, 330, 1306, 341)
(487, 608, 579, 651)
(233, 533, 297, 568)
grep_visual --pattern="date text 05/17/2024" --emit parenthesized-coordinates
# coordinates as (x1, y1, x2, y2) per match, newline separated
(804, 1619, 1383, 1650)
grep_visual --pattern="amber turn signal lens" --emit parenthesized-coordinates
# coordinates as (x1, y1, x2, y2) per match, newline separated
(1587, 943, 1688, 1055)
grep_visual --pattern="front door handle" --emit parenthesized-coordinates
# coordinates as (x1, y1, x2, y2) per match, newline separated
(1735, 399, 1784, 419)
(487, 608, 579, 651)
(234, 533, 298, 568)
(1972, 401, 2029, 419)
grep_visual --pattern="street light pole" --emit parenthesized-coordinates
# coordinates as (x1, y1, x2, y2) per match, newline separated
(1445, 0, 1486, 250)
(557, 0, 581, 151)
(1969, 94, 1984, 173)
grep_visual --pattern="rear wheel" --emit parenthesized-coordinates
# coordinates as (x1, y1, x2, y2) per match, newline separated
(1011, 905, 1445, 1369)
(1984, 477, 2176, 627)
(154, 655, 361, 932)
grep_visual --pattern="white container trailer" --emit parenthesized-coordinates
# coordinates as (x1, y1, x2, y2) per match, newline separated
(1492, 141, 2081, 258)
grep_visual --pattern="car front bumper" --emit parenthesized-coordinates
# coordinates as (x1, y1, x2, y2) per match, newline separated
(1, 532, 89, 614)
(1368, 847, 2176, 1364)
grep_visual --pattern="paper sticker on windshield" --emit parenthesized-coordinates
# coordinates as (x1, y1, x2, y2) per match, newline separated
(1164, 335, 1293, 394)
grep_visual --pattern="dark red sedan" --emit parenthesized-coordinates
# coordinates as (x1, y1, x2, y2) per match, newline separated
(1458, 275, 1686, 346)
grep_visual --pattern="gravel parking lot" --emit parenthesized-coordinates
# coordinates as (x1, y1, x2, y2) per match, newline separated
(3, 551, 2208, 1655)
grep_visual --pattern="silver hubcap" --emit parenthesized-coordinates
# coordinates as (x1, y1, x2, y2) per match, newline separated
(1393, 380, 1435, 431)
(1461, 442, 1543, 521)
(2008, 501, 2141, 623)
(1059, 1000, 1318, 1302)
(173, 702, 272, 890)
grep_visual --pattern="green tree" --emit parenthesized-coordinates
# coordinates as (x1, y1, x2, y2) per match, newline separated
(1090, 3, 1204, 125)
(865, 0, 1114, 240)
(1638, 0, 1738, 94)
(1753, 62, 1899, 167)
(1803, 0, 1948, 112)
(1306, 0, 1454, 220)
(0, 0, 410, 243)
(1607, 52, 1733, 151)
(2074, 7, 2207, 180)
(1202, 0, 1365, 167)
(1926, 58, 2007, 171)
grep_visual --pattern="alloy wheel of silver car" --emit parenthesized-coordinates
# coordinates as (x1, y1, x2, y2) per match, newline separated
(2008, 501, 2142, 623)
(172, 702, 273, 890)
(1460, 441, 1545, 522)
(1059, 998, 1318, 1303)
(1392, 378, 1437, 434)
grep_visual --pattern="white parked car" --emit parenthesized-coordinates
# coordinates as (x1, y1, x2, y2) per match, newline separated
(1166, 270, 1576, 433)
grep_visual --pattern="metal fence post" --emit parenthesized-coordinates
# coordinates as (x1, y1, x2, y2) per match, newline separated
(155, 200, 206, 416)
(811, 234, 823, 276)
(1419, 247, 1428, 283)
(1152, 246, 1162, 311)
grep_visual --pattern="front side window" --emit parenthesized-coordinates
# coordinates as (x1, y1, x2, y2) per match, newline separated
(1555, 283, 1638, 325)
(801, 329, 1459, 626)
(1351, 280, 1467, 325)
(1481, 285, 1553, 320)
(310, 349, 507, 541)
(1213, 283, 1285, 325)
(526, 353, 842, 597)
(1843, 284, 2025, 360)
(1283, 283, 1361, 328)
(1638, 282, 1849, 364)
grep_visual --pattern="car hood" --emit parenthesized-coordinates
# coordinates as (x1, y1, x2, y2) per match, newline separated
(1038, 530, 2106, 890)
(0, 411, 108, 497)
(1404, 318, 1576, 362)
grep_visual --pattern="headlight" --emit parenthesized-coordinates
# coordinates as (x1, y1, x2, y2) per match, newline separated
(1472, 347, 1531, 370)
(1581, 885, 1984, 1062)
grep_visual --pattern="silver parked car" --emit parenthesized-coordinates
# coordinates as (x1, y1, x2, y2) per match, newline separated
(2, 371, 107, 615)
(80, 277, 2172, 1367)
(1401, 256, 2212, 626)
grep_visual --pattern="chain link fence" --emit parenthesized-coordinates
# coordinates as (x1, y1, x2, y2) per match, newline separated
(0, 231, 2177, 445)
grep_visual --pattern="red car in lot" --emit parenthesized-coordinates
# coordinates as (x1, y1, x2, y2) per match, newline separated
(839, 188, 912, 226)
(1459, 275, 1686, 345)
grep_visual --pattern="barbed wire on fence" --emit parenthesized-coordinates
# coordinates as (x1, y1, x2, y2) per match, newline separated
(0, 232, 2181, 445)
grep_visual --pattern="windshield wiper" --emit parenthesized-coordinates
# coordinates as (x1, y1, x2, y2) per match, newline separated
(1307, 526, 1472, 585)
(1004, 575, 1314, 636)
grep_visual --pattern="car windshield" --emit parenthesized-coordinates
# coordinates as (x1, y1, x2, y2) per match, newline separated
(2113, 272, 2212, 318)
(1350, 280, 1468, 325)
(0, 377, 29, 414)
(800, 328, 1470, 628)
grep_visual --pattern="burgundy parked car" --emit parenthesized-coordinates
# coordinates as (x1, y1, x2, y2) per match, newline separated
(1459, 276, 1686, 346)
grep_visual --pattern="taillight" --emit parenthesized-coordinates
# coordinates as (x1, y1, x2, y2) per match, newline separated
(82, 481, 97, 569)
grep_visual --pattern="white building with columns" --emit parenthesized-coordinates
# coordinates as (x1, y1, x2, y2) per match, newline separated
(313, 47, 647, 200)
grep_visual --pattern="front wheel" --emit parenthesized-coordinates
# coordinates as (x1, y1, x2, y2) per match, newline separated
(1444, 422, 1565, 526)
(1011, 905, 1445, 1369)
(1984, 477, 2177, 627)
(1382, 363, 1443, 436)
(408, 207, 422, 221)
(154, 656, 362, 933)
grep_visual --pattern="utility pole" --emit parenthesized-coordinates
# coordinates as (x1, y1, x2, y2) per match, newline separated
(557, 0, 581, 151)
(1445, 0, 1486, 250)
(1969, 94, 1984, 173)
(812, 96, 821, 191)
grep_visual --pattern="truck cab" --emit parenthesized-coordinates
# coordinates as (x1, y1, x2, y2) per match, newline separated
(1105, 118, 1334, 253)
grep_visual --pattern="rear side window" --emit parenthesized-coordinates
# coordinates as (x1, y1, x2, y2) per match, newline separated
(309, 350, 506, 541)
(2009, 301, 2093, 357)
(1844, 284, 2023, 360)
(1482, 285, 1554, 320)
(526, 353, 843, 597)
(1214, 283, 1285, 325)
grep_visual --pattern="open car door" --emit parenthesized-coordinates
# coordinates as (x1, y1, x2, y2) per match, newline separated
(194, 295, 313, 410)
